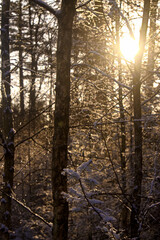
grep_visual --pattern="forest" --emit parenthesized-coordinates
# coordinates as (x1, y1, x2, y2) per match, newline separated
(0, 0, 159, 239)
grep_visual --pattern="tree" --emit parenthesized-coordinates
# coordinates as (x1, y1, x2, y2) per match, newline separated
(1, 0, 160, 239)
(30, 1, 77, 239)
(115, 1, 128, 235)
(0, 0, 15, 239)
(18, 0, 25, 117)
(131, 0, 150, 238)
(52, 2, 77, 239)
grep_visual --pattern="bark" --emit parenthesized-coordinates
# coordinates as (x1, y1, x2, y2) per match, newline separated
(30, 0, 77, 238)
(131, 0, 150, 238)
(19, 0, 25, 117)
(29, 1, 36, 122)
(0, 0, 15, 239)
(147, 0, 158, 76)
(145, 0, 158, 106)
(52, 1, 77, 240)
(115, 4, 128, 235)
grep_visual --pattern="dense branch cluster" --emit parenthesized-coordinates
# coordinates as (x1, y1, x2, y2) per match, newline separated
(0, 0, 160, 240)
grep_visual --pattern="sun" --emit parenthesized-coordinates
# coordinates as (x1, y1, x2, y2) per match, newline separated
(120, 34, 139, 61)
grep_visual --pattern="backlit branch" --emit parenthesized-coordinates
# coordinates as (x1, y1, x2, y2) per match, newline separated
(76, 0, 92, 9)
(30, 0, 61, 18)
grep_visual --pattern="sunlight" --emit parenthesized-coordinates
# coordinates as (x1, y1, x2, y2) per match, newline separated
(119, 18, 141, 61)
(120, 34, 139, 61)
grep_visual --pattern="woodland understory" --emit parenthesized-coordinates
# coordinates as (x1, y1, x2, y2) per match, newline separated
(0, 0, 160, 240)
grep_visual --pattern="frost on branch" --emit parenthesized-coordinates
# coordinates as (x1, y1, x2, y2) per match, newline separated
(77, 159, 92, 174)
(108, 0, 135, 38)
(63, 168, 80, 180)
(9, 128, 16, 135)
(62, 159, 117, 237)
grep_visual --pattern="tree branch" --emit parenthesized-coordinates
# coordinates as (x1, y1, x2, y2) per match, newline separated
(0, 188, 52, 228)
(15, 102, 54, 136)
(72, 63, 132, 90)
(76, 0, 92, 9)
(30, 0, 61, 18)
(15, 127, 47, 148)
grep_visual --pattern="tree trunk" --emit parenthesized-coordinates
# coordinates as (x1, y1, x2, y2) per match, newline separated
(19, 0, 25, 117)
(52, 1, 76, 240)
(115, 4, 128, 235)
(145, 0, 158, 113)
(0, 0, 15, 239)
(147, 0, 158, 84)
(131, 0, 150, 238)
(29, 0, 37, 125)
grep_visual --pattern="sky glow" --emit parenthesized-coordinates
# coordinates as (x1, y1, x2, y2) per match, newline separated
(120, 19, 141, 61)
(120, 35, 139, 61)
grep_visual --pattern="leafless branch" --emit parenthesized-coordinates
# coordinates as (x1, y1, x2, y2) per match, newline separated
(30, 0, 61, 18)
(76, 0, 92, 9)
(0, 154, 5, 162)
(72, 63, 132, 90)
(32, 138, 52, 153)
(15, 127, 47, 148)
(0, 188, 52, 228)
(12, 195, 52, 228)
(15, 102, 54, 136)
(79, 178, 118, 240)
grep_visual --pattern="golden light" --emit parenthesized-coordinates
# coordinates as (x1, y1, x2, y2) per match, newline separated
(120, 34, 139, 61)
(119, 19, 141, 61)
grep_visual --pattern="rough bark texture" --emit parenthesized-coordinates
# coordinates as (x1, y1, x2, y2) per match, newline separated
(0, 0, 15, 239)
(52, 1, 76, 240)
(131, 0, 150, 238)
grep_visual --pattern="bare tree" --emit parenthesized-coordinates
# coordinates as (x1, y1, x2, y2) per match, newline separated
(30, 0, 77, 239)
(18, 0, 25, 117)
(0, 0, 15, 239)
(131, 0, 150, 238)
(115, 1, 128, 235)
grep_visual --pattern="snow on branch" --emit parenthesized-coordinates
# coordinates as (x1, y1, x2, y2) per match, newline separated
(0, 188, 52, 228)
(63, 168, 80, 180)
(73, 63, 131, 90)
(30, 0, 61, 18)
(77, 159, 92, 174)
(108, 0, 135, 39)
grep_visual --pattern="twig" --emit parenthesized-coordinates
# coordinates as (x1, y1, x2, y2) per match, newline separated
(31, 138, 52, 153)
(15, 102, 54, 136)
(72, 63, 132, 90)
(0, 154, 5, 162)
(79, 178, 118, 240)
(12, 195, 52, 228)
(0, 188, 52, 228)
(101, 131, 132, 206)
(15, 127, 47, 148)
(30, 0, 60, 18)
(76, 0, 92, 9)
